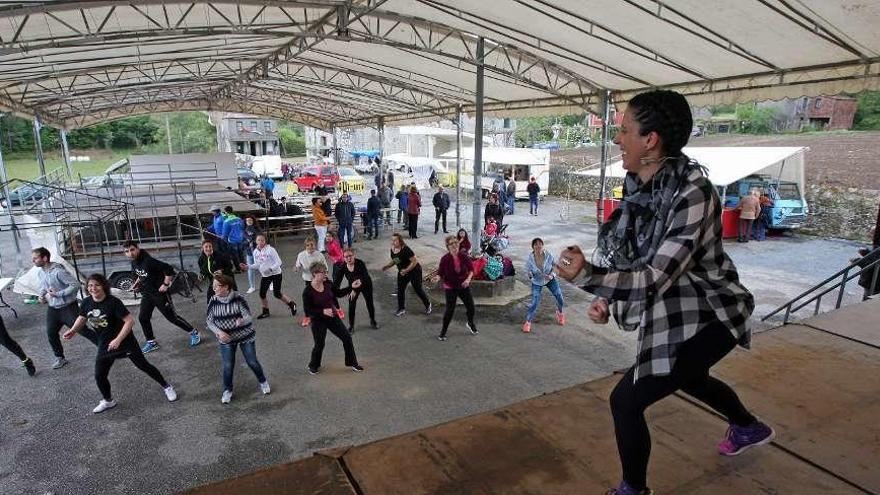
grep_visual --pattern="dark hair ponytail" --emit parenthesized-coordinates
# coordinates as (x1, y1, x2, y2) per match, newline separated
(628, 90, 693, 157)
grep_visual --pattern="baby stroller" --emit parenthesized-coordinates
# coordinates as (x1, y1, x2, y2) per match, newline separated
(480, 222, 510, 257)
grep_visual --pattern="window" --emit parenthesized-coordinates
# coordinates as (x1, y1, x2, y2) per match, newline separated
(814, 98, 822, 109)
(320, 136, 327, 147)
(236, 121, 243, 131)
(264, 121, 272, 132)
(249, 121, 257, 132)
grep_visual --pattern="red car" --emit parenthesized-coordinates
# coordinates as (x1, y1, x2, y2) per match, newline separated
(294, 165, 340, 192)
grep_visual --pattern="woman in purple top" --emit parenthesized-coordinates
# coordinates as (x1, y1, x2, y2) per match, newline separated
(432, 236, 478, 341)
(302, 262, 363, 375)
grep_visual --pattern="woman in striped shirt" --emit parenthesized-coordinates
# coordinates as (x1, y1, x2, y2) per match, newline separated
(207, 274, 270, 404)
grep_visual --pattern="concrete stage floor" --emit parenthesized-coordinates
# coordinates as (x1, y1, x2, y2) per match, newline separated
(186, 299, 880, 494)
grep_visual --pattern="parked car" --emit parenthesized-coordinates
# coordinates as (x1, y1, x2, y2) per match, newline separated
(0, 183, 50, 208)
(293, 165, 340, 192)
(337, 167, 366, 194)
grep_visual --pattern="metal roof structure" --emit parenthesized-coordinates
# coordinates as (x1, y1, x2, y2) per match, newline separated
(1, 0, 879, 131)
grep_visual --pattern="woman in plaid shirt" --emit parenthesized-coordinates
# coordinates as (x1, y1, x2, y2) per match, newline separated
(582, 90, 774, 495)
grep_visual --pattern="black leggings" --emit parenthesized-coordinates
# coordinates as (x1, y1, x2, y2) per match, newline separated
(0, 316, 27, 361)
(259, 273, 284, 299)
(94, 349, 169, 401)
(308, 316, 358, 369)
(348, 284, 376, 328)
(139, 293, 195, 341)
(407, 213, 419, 238)
(397, 265, 430, 312)
(440, 288, 475, 337)
(610, 323, 757, 490)
(46, 303, 81, 358)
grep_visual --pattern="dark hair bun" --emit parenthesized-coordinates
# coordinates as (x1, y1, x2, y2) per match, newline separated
(628, 90, 693, 156)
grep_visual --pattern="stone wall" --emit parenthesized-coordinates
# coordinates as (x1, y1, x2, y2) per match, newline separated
(800, 185, 879, 242)
(549, 163, 623, 201)
(549, 164, 879, 243)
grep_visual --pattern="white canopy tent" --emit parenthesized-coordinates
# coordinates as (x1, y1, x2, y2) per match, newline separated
(579, 147, 808, 197)
(0, 1, 877, 130)
(441, 147, 550, 166)
(1, 0, 879, 245)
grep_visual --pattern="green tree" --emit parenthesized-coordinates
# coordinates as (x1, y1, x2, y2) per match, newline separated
(277, 123, 306, 156)
(735, 103, 777, 134)
(145, 112, 216, 153)
(853, 90, 880, 130)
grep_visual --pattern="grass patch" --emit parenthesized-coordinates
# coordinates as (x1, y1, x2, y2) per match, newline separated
(3, 149, 132, 182)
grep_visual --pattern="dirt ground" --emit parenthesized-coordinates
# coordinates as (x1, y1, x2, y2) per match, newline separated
(552, 130, 880, 191)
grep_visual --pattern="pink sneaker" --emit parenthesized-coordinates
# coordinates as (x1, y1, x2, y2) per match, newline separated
(717, 422, 775, 456)
(556, 310, 565, 325)
(522, 321, 531, 333)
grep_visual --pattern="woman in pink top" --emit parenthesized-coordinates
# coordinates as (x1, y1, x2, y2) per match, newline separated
(325, 231, 344, 265)
(432, 236, 478, 341)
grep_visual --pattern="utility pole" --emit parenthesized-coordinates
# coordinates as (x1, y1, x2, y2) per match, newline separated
(165, 114, 173, 154)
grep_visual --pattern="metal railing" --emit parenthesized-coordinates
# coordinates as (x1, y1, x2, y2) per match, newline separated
(763, 245, 880, 324)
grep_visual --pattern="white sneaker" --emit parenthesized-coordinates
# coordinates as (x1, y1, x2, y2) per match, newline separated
(93, 399, 117, 414)
(164, 385, 178, 402)
(221, 390, 232, 404)
(260, 382, 271, 395)
(246, 287, 256, 294)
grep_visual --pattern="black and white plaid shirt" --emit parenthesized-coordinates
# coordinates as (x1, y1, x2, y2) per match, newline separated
(583, 167, 754, 382)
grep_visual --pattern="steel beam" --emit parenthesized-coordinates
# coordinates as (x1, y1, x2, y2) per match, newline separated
(471, 38, 484, 256)
(597, 90, 612, 226)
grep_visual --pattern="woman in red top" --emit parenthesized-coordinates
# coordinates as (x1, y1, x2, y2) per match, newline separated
(406, 186, 421, 239)
(325, 231, 344, 265)
(432, 236, 478, 341)
(456, 228, 471, 254)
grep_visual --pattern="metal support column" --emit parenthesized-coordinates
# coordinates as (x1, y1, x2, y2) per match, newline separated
(332, 126, 340, 166)
(471, 37, 485, 255)
(596, 90, 612, 225)
(33, 116, 47, 179)
(60, 128, 74, 181)
(455, 104, 462, 227)
(0, 139, 22, 269)
(378, 117, 385, 180)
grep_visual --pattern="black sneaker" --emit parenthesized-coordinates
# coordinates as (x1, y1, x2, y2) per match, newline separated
(437, 335, 447, 341)
(351, 364, 364, 372)
(23, 358, 36, 376)
(370, 320, 379, 329)
(288, 301, 298, 317)
(466, 322, 479, 335)
(308, 366, 319, 375)
(425, 303, 432, 315)
(257, 309, 271, 319)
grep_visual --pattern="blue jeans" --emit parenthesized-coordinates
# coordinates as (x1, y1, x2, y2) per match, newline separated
(507, 196, 515, 214)
(525, 279, 564, 322)
(245, 253, 256, 289)
(529, 196, 539, 214)
(220, 339, 266, 392)
(368, 216, 380, 238)
(339, 222, 354, 247)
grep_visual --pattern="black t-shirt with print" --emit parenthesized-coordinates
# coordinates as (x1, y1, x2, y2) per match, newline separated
(131, 250, 175, 295)
(79, 295, 138, 358)
(390, 246, 415, 272)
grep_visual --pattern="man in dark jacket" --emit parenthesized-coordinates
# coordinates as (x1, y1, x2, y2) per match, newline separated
(198, 240, 237, 303)
(124, 240, 200, 354)
(527, 176, 541, 216)
(505, 176, 517, 215)
(366, 189, 382, 240)
(334, 193, 356, 247)
(432, 186, 451, 234)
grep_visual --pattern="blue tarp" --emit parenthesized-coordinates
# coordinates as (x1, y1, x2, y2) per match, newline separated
(349, 150, 382, 159)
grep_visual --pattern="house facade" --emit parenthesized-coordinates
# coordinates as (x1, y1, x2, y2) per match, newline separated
(217, 114, 280, 156)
